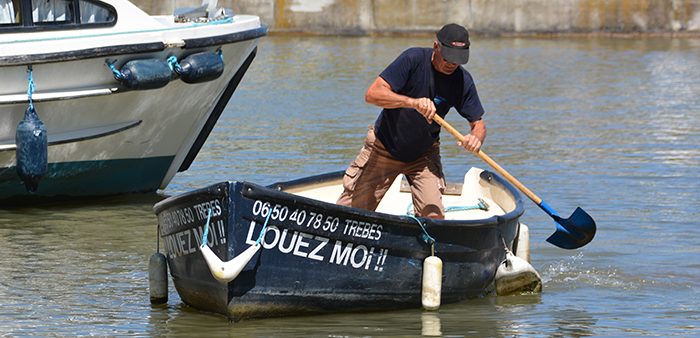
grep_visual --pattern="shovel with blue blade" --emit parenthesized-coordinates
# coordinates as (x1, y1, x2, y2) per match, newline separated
(433, 115, 596, 249)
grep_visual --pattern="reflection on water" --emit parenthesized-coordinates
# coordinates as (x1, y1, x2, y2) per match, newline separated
(421, 312, 442, 337)
(1, 36, 699, 336)
(0, 195, 162, 336)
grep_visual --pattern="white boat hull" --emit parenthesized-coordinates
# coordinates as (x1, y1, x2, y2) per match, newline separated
(0, 0, 266, 204)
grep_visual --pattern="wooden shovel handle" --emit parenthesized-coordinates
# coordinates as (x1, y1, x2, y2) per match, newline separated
(432, 114, 543, 205)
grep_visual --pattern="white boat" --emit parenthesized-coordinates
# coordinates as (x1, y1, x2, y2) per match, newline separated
(0, 0, 266, 205)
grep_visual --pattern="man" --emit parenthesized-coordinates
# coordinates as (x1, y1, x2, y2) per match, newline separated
(336, 23, 486, 219)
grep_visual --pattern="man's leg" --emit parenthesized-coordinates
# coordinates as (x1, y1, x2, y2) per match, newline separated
(337, 128, 402, 211)
(405, 143, 446, 219)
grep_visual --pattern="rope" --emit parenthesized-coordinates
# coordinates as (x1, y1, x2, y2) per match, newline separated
(501, 236, 512, 255)
(447, 198, 490, 212)
(201, 206, 271, 248)
(255, 211, 271, 246)
(407, 215, 435, 246)
(166, 55, 181, 71)
(104, 59, 124, 81)
(26, 68, 36, 110)
(406, 199, 490, 255)
(201, 208, 213, 248)
(406, 198, 490, 216)
(407, 215, 437, 256)
(157, 223, 160, 254)
(167, 50, 224, 71)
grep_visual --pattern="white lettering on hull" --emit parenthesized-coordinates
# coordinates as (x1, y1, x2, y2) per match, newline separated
(245, 221, 388, 272)
(161, 199, 392, 273)
(160, 199, 222, 231)
(162, 219, 226, 257)
(250, 200, 384, 240)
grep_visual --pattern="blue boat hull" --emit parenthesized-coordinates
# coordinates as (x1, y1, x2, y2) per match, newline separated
(154, 170, 525, 321)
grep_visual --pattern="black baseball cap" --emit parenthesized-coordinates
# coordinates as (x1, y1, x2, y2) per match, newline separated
(437, 23, 470, 64)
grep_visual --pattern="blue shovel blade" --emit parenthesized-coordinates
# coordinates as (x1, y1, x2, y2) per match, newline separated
(546, 207, 597, 249)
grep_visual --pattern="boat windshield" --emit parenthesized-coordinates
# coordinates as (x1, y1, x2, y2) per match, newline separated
(0, 0, 115, 31)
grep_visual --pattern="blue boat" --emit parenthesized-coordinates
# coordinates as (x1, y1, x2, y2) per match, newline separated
(153, 167, 530, 321)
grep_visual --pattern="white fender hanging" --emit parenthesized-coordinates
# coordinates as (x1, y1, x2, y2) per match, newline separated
(199, 209, 262, 283)
(422, 255, 442, 310)
(200, 242, 260, 283)
(495, 251, 542, 296)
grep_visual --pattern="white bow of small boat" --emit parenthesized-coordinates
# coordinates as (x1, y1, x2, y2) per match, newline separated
(200, 242, 260, 284)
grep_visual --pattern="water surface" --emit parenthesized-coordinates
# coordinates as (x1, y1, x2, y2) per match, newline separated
(1, 35, 699, 337)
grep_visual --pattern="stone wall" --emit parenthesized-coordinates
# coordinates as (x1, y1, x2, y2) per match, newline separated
(131, 0, 700, 35)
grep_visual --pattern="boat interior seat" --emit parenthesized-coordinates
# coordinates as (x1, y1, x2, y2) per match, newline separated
(375, 168, 508, 220)
(442, 168, 507, 220)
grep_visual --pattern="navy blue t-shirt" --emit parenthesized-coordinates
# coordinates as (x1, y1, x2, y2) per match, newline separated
(374, 47, 484, 163)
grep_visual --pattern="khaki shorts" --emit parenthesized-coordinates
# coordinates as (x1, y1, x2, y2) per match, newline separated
(337, 127, 446, 218)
